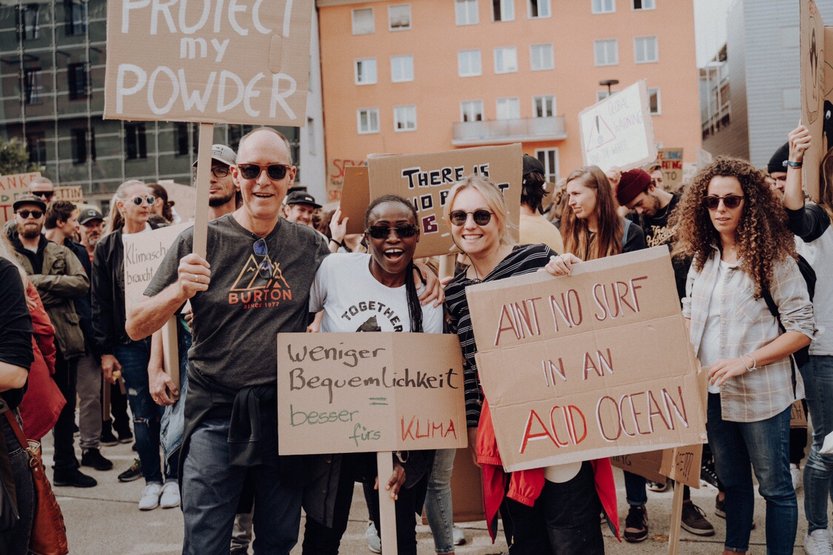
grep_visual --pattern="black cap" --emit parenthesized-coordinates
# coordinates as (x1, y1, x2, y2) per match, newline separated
(12, 194, 47, 213)
(285, 191, 321, 209)
(78, 207, 105, 225)
(768, 142, 790, 175)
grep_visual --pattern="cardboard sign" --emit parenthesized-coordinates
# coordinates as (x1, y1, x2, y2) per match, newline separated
(466, 247, 707, 472)
(359, 144, 522, 258)
(339, 166, 370, 235)
(122, 223, 191, 311)
(0, 172, 41, 191)
(801, 0, 824, 201)
(104, 0, 312, 126)
(579, 81, 657, 173)
(277, 333, 468, 455)
(327, 158, 367, 203)
(53, 186, 84, 203)
(657, 148, 684, 192)
(612, 443, 703, 489)
(0, 187, 30, 225)
(158, 181, 197, 223)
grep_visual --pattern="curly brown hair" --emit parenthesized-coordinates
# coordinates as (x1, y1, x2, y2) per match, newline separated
(671, 156, 796, 297)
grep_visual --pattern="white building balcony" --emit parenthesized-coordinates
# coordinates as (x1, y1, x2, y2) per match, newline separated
(452, 116, 567, 146)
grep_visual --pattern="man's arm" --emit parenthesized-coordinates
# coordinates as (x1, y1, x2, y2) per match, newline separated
(126, 253, 209, 340)
(31, 246, 89, 304)
(784, 125, 810, 211)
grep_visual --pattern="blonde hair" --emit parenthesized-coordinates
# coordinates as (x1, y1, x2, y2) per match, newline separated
(0, 234, 28, 282)
(106, 180, 148, 233)
(443, 175, 516, 248)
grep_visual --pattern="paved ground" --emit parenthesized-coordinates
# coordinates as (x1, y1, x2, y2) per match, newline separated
(45, 436, 806, 554)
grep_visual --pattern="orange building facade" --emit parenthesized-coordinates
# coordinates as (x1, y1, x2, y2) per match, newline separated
(317, 0, 702, 201)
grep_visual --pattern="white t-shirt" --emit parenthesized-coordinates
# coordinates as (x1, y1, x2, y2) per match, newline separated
(702, 260, 731, 394)
(310, 252, 443, 334)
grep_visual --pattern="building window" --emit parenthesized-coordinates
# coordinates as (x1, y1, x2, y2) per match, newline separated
(68, 63, 90, 100)
(394, 105, 417, 131)
(19, 4, 40, 40)
(530, 44, 554, 71)
(494, 47, 518, 74)
(27, 133, 46, 166)
(594, 39, 618, 66)
(71, 128, 87, 164)
(390, 55, 414, 82)
(634, 36, 658, 63)
(458, 50, 482, 77)
(357, 108, 380, 134)
(65, 0, 87, 35)
(23, 68, 43, 105)
(592, 0, 615, 13)
(633, 0, 655, 9)
(125, 123, 147, 160)
(496, 97, 520, 120)
(648, 87, 661, 114)
(175, 123, 190, 156)
(492, 0, 514, 21)
(461, 100, 484, 122)
(455, 0, 479, 25)
(536, 148, 559, 182)
(388, 5, 411, 30)
(533, 95, 555, 117)
(354, 59, 377, 85)
(528, 0, 551, 18)
(352, 8, 374, 35)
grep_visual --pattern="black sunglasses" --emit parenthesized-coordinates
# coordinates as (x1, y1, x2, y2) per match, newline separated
(131, 195, 155, 206)
(704, 194, 744, 210)
(17, 209, 43, 219)
(237, 163, 290, 181)
(365, 223, 419, 240)
(253, 238, 273, 279)
(32, 191, 54, 199)
(449, 209, 493, 226)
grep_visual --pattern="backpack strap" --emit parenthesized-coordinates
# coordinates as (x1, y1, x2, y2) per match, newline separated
(621, 219, 631, 249)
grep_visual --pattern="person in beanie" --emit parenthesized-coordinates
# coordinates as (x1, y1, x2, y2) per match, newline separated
(519, 154, 563, 252)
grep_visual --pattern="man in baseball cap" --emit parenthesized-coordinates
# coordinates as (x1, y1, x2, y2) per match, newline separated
(193, 144, 238, 212)
(283, 190, 321, 227)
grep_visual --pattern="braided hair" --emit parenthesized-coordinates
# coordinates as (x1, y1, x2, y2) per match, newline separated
(364, 194, 423, 333)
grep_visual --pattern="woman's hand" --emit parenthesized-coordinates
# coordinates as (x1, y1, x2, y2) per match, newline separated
(708, 357, 750, 387)
(415, 262, 444, 307)
(375, 462, 407, 501)
(467, 428, 480, 468)
(788, 125, 811, 163)
(544, 253, 582, 276)
(329, 208, 348, 244)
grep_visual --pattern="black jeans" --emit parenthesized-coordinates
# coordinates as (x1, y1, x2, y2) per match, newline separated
(52, 351, 78, 472)
(503, 462, 603, 555)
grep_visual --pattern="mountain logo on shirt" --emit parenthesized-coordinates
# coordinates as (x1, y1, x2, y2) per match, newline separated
(227, 254, 292, 309)
(356, 316, 381, 332)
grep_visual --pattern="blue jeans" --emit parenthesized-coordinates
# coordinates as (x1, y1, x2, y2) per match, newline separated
(801, 355, 833, 532)
(425, 448, 456, 554)
(623, 471, 647, 507)
(182, 416, 302, 555)
(707, 393, 796, 554)
(115, 339, 164, 483)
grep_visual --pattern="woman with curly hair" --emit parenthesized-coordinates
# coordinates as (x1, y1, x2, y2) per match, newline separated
(672, 156, 815, 555)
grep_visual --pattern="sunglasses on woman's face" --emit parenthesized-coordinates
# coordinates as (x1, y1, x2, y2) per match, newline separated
(237, 163, 289, 181)
(131, 195, 156, 206)
(704, 194, 744, 210)
(449, 209, 493, 226)
(365, 223, 419, 240)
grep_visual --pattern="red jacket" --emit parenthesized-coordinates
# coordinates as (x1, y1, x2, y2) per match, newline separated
(476, 399, 620, 542)
(18, 282, 65, 441)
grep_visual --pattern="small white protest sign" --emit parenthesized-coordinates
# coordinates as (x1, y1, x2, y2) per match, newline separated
(123, 223, 190, 311)
(579, 81, 657, 173)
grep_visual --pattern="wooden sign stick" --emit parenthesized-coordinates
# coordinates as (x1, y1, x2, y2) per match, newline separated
(667, 480, 684, 555)
(102, 374, 110, 422)
(192, 123, 214, 259)
(161, 317, 180, 389)
(376, 451, 398, 555)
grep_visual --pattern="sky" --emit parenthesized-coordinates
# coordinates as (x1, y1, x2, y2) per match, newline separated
(693, 0, 731, 66)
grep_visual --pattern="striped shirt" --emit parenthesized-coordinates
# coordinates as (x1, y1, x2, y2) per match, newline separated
(445, 244, 555, 427)
(682, 247, 815, 422)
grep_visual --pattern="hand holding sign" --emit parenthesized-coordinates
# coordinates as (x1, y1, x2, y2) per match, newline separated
(177, 253, 211, 299)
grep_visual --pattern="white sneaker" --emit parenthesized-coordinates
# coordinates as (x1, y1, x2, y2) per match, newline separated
(453, 526, 466, 546)
(159, 481, 180, 509)
(805, 529, 833, 555)
(791, 463, 802, 491)
(138, 482, 162, 511)
(365, 521, 381, 554)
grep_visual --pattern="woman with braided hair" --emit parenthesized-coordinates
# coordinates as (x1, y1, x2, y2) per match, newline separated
(671, 156, 814, 555)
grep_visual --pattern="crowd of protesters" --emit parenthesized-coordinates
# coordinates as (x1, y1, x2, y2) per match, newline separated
(0, 124, 828, 555)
